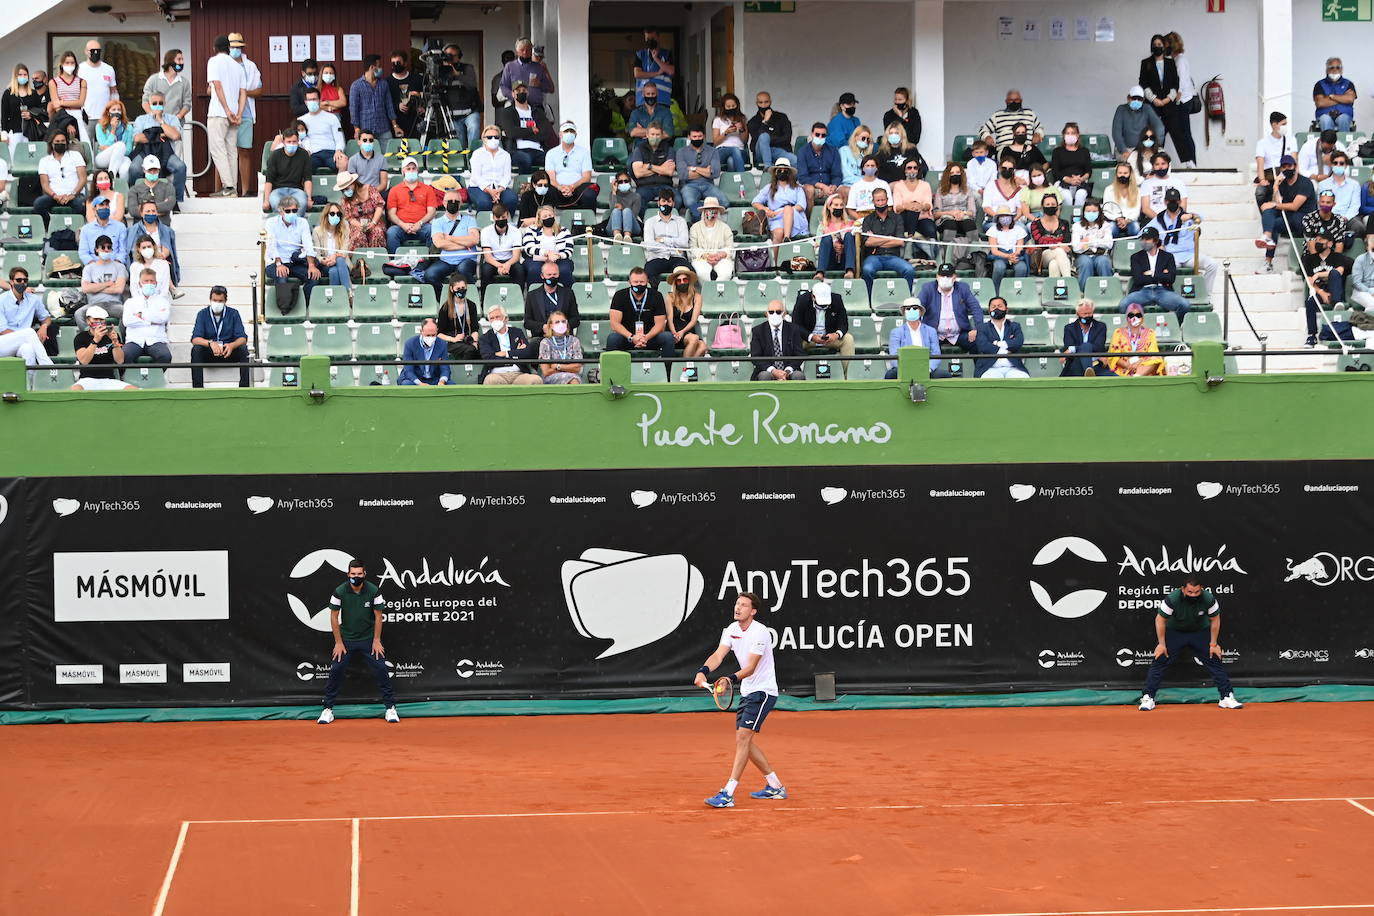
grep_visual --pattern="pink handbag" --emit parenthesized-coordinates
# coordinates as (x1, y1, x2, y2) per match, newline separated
(711, 312, 744, 349)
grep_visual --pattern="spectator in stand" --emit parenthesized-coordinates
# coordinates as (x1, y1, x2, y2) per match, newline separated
(628, 83, 675, 140)
(845, 154, 890, 219)
(634, 28, 675, 106)
(751, 299, 806, 380)
(891, 159, 935, 256)
(337, 171, 386, 252)
(524, 259, 580, 344)
(1139, 151, 1188, 221)
(754, 159, 810, 256)
(921, 262, 983, 353)
(987, 206, 1029, 295)
(840, 124, 874, 187)
(130, 234, 173, 299)
(932, 164, 981, 268)
(1301, 236, 1353, 346)
(1025, 164, 1055, 217)
(468, 125, 517, 213)
(265, 196, 319, 313)
(1257, 155, 1315, 269)
(49, 50, 88, 144)
(1298, 129, 1339, 184)
(1319, 151, 1364, 241)
(712, 94, 749, 173)
(79, 197, 128, 264)
(479, 303, 542, 385)
(0, 267, 54, 372)
(882, 86, 921, 149)
(348, 55, 400, 141)
(1253, 111, 1296, 208)
(644, 190, 692, 284)
(1107, 303, 1165, 376)
(965, 139, 996, 196)
(610, 172, 642, 241)
(523, 204, 575, 286)
(664, 266, 706, 361)
(0, 158, 10, 210)
(127, 199, 181, 286)
(748, 91, 795, 170)
(71, 306, 136, 391)
(500, 39, 556, 114)
(205, 35, 245, 197)
(131, 91, 186, 203)
(75, 235, 127, 326)
(438, 44, 481, 151)
(981, 153, 1029, 229)
(35, 131, 87, 228)
(189, 286, 248, 388)
(1302, 189, 1350, 255)
(677, 125, 727, 222)
(607, 267, 676, 367)
(490, 49, 515, 110)
(1000, 125, 1045, 182)
(1313, 57, 1357, 133)
(815, 193, 856, 278)
(346, 129, 388, 189)
(387, 50, 420, 139)
(4, 63, 49, 148)
(398, 318, 450, 387)
(424, 188, 480, 292)
(84, 168, 124, 225)
(689, 197, 734, 281)
(792, 279, 855, 371)
(313, 202, 353, 292)
(1073, 200, 1115, 292)
(385, 157, 439, 252)
(299, 88, 348, 172)
(260, 126, 312, 214)
(1112, 86, 1165, 161)
(630, 123, 678, 212)
(544, 120, 598, 209)
(980, 89, 1042, 149)
(1060, 299, 1110, 377)
(876, 124, 924, 185)
(1029, 193, 1072, 280)
(121, 267, 172, 363)
(1132, 127, 1162, 180)
(1139, 34, 1185, 163)
(437, 278, 481, 360)
(827, 92, 861, 153)
(128, 156, 175, 222)
(517, 171, 554, 226)
(1104, 162, 1142, 239)
(859, 187, 914, 298)
(1166, 32, 1199, 167)
(78, 40, 118, 132)
(1360, 174, 1374, 237)
(316, 63, 346, 129)
(1349, 244, 1374, 312)
(539, 310, 584, 383)
(885, 297, 947, 379)
(497, 81, 551, 172)
(288, 59, 319, 117)
(797, 122, 843, 217)
(1118, 226, 1188, 322)
(479, 203, 526, 290)
(974, 296, 1028, 379)
(1051, 122, 1093, 207)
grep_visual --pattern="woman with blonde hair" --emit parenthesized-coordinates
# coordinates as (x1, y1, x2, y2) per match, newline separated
(840, 124, 874, 187)
(1107, 303, 1165, 376)
(313, 201, 354, 293)
(665, 265, 707, 359)
(1165, 32, 1198, 166)
(1103, 162, 1142, 239)
(538, 310, 584, 384)
(93, 99, 133, 180)
(815, 192, 855, 278)
(522, 204, 574, 286)
(2, 63, 48, 151)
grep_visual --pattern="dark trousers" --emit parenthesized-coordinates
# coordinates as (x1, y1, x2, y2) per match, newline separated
(549, 183, 599, 209)
(645, 256, 691, 287)
(191, 344, 250, 387)
(1142, 628, 1232, 699)
(1160, 101, 1197, 163)
(1306, 270, 1345, 336)
(478, 258, 526, 291)
(34, 192, 87, 228)
(322, 638, 396, 708)
(274, 256, 316, 313)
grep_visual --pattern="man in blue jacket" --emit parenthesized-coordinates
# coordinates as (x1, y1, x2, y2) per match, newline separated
(1060, 299, 1109, 377)
(189, 285, 248, 388)
(973, 296, 1028, 378)
(399, 318, 451, 386)
(797, 122, 844, 216)
(885, 297, 948, 379)
(826, 92, 860, 151)
(919, 264, 983, 353)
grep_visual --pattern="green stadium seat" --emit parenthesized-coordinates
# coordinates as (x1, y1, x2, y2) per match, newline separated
(308, 285, 352, 322)
(313, 173, 341, 202)
(268, 366, 302, 387)
(573, 281, 613, 319)
(482, 281, 526, 315)
(1018, 314, 1053, 347)
(396, 283, 438, 316)
(1083, 134, 1114, 165)
(355, 322, 399, 359)
(1001, 277, 1040, 312)
(1337, 352, 1373, 372)
(949, 134, 977, 163)
(868, 278, 910, 306)
(265, 324, 308, 361)
(605, 244, 642, 282)
(394, 245, 430, 260)
(354, 248, 390, 281)
(125, 364, 167, 389)
(712, 356, 754, 382)
(1181, 311, 1224, 343)
(719, 171, 759, 204)
(1, 249, 45, 280)
(352, 285, 393, 321)
(563, 209, 598, 233)
(9, 141, 45, 176)
(48, 213, 86, 236)
(924, 171, 942, 195)
(1042, 277, 1075, 307)
(1082, 275, 1124, 302)
(701, 280, 740, 314)
(309, 323, 353, 360)
(264, 287, 306, 323)
(5, 215, 43, 247)
(51, 327, 78, 363)
(424, 140, 468, 173)
(591, 172, 615, 201)
(846, 314, 882, 352)
(776, 240, 818, 265)
(592, 138, 629, 171)
(844, 357, 888, 380)
(383, 138, 425, 162)
(962, 277, 995, 304)
(1113, 238, 1143, 274)
(1024, 354, 1061, 378)
(1176, 274, 1210, 308)
(1150, 311, 1182, 346)
(741, 279, 777, 315)
(830, 278, 866, 304)
(1039, 135, 1061, 157)
(29, 366, 80, 390)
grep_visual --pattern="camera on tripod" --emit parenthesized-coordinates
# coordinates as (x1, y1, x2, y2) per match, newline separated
(421, 39, 452, 88)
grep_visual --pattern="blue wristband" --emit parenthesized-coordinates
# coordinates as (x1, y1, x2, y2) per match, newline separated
(697, 665, 710, 676)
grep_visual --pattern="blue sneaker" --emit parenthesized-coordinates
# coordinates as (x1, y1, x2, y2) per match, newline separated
(704, 790, 735, 808)
(750, 785, 787, 800)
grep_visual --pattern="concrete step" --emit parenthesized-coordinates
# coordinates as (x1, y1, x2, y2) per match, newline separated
(1173, 170, 1246, 186)
(177, 197, 262, 215)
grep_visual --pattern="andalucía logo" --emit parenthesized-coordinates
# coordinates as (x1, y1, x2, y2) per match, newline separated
(1117, 648, 1154, 667)
(455, 659, 503, 678)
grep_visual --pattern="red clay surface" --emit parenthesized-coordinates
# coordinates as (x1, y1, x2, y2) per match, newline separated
(3, 703, 1373, 916)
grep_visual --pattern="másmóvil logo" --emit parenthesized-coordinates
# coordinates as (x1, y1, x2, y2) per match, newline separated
(287, 548, 355, 631)
(562, 548, 703, 658)
(1029, 536, 1109, 618)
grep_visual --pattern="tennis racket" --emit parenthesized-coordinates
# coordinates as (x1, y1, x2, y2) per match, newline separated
(1102, 201, 1124, 222)
(704, 676, 734, 711)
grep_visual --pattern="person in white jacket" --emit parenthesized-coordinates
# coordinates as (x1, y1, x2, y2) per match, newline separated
(121, 267, 173, 362)
(1071, 200, 1116, 292)
(467, 125, 518, 212)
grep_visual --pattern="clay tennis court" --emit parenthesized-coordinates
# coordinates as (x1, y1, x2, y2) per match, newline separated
(4, 702, 1373, 916)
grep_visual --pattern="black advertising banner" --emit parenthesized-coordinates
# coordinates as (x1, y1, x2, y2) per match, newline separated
(0, 477, 25, 706)
(6, 462, 1374, 710)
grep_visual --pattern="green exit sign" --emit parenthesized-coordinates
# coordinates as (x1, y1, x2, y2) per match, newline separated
(1323, 0, 1371, 21)
(744, 1, 797, 11)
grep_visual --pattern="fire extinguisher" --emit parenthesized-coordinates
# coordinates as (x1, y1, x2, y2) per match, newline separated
(1201, 74, 1226, 146)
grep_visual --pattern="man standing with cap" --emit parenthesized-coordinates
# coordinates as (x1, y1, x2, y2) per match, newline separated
(206, 34, 247, 197)
(827, 93, 861, 152)
(318, 558, 400, 725)
(543, 122, 598, 208)
(231, 32, 264, 198)
(886, 297, 946, 379)
(689, 197, 734, 280)
(1139, 574, 1243, 711)
(791, 280, 855, 374)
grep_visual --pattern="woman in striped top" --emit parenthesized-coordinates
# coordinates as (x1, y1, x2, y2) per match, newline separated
(48, 50, 88, 143)
(522, 204, 574, 286)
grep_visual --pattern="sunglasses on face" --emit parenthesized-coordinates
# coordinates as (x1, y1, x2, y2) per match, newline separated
(282, 209, 299, 215)
(766, 309, 784, 316)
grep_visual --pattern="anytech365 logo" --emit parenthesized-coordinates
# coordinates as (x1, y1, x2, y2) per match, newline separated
(1029, 537, 1108, 618)
(287, 549, 355, 631)
(561, 548, 703, 658)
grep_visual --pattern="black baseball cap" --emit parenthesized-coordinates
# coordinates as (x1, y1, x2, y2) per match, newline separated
(937, 262, 956, 276)
(1164, 188, 1181, 202)
(838, 92, 858, 104)
(1140, 226, 1161, 241)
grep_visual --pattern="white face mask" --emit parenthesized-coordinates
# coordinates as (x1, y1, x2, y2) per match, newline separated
(62, 64, 76, 75)
(484, 137, 500, 150)
(767, 313, 784, 329)
(552, 321, 568, 334)
(210, 302, 225, 314)
(490, 318, 506, 333)
(937, 276, 954, 291)
(421, 334, 436, 346)
(1031, 175, 1046, 186)
(139, 247, 154, 260)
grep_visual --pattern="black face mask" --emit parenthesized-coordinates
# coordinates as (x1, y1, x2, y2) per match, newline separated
(53, 143, 67, 153)
(445, 201, 461, 214)
(1000, 167, 1015, 179)
(643, 97, 658, 107)
(895, 102, 908, 111)
(1116, 175, 1130, 185)
(630, 284, 647, 294)
(949, 174, 963, 185)
(1012, 133, 1027, 145)
(514, 92, 528, 103)
(348, 576, 363, 586)
(1005, 100, 1022, 111)
(757, 104, 770, 113)
(689, 137, 704, 148)
(541, 216, 555, 227)
(990, 308, 1007, 320)
(658, 203, 673, 213)
(1165, 201, 1180, 212)
(393, 62, 406, 73)
(874, 204, 888, 214)
(32, 81, 44, 90)
(1043, 205, 1058, 215)
(724, 106, 738, 115)
(1282, 168, 1296, 179)
(830, 208, 843, 216)
(646, 38, 658, 50)
(88, 50, 101, 62)
(842, 105, 855, 116)
(452, 287, 467, 298)
(12, 280, 27, 290)
(676, 281, 690, 290)
(543, 276, 558, 286)
(494, 219, 508, 231)
(1152, 44, 1165, 57)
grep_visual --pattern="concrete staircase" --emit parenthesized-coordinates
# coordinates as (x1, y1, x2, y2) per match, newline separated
(164, 196, 265, 386)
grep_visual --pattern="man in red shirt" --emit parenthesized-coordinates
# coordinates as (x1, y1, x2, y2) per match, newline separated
(385, 156, 439, 253)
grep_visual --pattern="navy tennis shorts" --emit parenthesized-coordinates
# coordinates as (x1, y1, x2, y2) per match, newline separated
(736, 691, 778, 732)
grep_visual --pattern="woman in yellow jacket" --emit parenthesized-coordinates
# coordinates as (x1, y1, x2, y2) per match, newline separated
(1107, 304, 1166, 376)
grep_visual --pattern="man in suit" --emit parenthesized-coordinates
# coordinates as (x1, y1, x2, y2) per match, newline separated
(919, 263, 983, 353)
(523, 259, 581, 344)
(478, 303, 541, 384)
(1118, 226, 1190, 322)
(885, 297, 948, 379)
(1060, 299, 1110, 377)
(750, 299, 806, 380)
(974, 296, 1028, 378)
(398, 317, 451, 386)
(791, 280, 855, 375)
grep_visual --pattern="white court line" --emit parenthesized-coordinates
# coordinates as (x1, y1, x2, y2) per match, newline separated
(349, 818, 360, 916)
(149, 821, 189, 916)
(933, 905, 1374, 916)
(1348, 798, 1374, 818)
(184, 795, 1374, 826)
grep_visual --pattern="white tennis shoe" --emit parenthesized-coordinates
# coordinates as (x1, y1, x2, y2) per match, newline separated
(1218, 694, 1244, 709)
(384, 706, 400, 723)
(1138, 695, 1155, 711)
(317, 708, 335, 724)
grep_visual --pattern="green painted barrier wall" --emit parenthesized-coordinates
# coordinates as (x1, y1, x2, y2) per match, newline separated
(0, 347, 1369, 477)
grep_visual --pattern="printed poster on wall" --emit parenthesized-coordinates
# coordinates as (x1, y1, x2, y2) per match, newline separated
(315, 35, 336, 62)
(1074, 17, 1091, 40)
(1022, 19, 1040, 40)
(291, 35, 311, 62)
(268, 36, 289, 64)
(343, 34, 364, 62)
(1095, 17, 1115, 41)
(1049, 18, 1066, 40)
(997, 16, 1014, 40)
